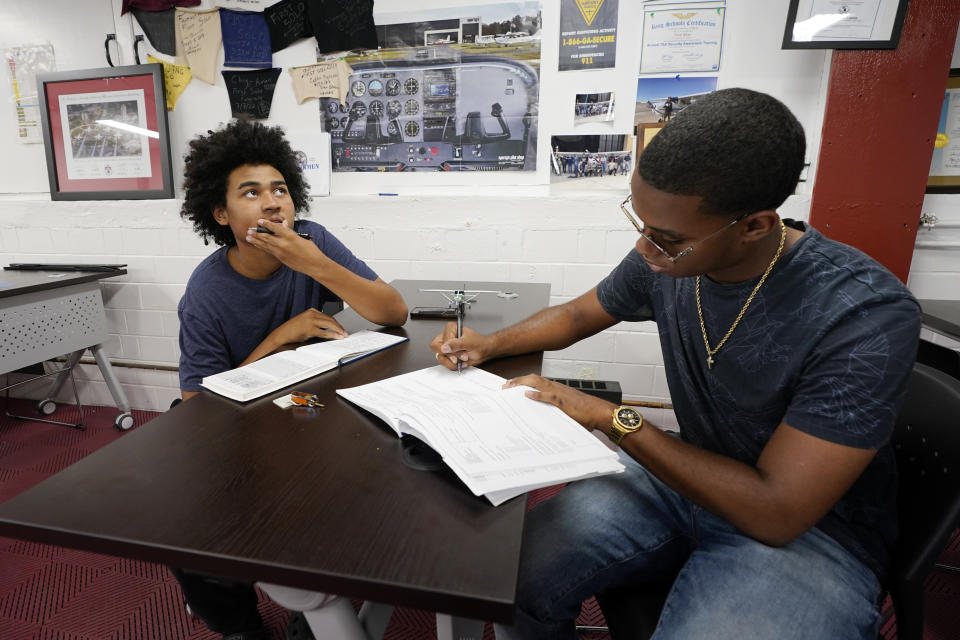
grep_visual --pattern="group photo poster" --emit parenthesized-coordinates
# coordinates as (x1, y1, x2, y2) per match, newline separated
(558, 0, 619, 71)
(550, 133, 633, 192)
(323, 1, 543, 174)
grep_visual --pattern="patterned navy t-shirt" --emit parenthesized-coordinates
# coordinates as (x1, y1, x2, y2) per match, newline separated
(596, 221, 921, 580)
(178, 219, 378, 391)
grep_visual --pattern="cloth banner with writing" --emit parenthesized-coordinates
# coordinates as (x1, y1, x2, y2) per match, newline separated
(222, 68, 281, 119)
(220, 9, 272, 68)
(176, 8, 222, 84)
(122, 0, 200, 15)
(132, 8, 178, 56)
(289, 59, 351, 104)
(148, 54, 191, 110)
(265, 0, 312, 52)
(306, 0, 377, 54)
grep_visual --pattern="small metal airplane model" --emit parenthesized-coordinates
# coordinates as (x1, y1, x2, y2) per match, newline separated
(417, 287, 504, 317)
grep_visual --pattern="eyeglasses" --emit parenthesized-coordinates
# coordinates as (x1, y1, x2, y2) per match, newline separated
(620, 194, 749, 263)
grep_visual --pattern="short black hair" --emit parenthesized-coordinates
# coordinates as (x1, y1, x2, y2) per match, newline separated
(180, 119, 311, 246)
(637, 88, 805, 217)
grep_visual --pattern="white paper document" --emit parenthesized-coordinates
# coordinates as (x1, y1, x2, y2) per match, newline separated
(202, 330, 407, 402)
(337, 366, 624, 506)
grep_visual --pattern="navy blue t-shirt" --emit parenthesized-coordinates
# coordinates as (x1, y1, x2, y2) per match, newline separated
(178, 220, 378, 391)
(596, 221, 920, 580)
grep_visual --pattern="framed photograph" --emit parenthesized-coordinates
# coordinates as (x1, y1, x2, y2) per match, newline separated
(37, 64, 174, 200)
(927, 70, 960, 194)
(782, 0, 910, 50)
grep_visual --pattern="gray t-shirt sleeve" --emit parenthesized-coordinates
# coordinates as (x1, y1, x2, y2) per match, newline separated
(596, 250, 656, 323)
(783, 296, 921, 449)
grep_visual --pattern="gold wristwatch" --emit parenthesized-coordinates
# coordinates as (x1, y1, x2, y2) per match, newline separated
(610, 406, 643, 446)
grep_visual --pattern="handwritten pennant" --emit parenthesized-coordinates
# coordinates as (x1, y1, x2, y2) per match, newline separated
(122, 0, 200, 15)
(306, 0, 377, 54)
(222, 68, 281, 119)
(220, 9, 272, 68)
(264, 0, 312, 52)
(148, 54, 191, 110)
(176, 8, 222, 85)
(132, 8, 178, 56)
(289, 59, 352, 104)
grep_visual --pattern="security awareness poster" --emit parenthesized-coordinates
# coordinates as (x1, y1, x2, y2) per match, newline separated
(559, 0, 619, 71)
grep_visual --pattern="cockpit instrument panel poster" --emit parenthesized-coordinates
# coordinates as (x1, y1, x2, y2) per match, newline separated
(559, 0, 619, 71)
(321, 1, 542, 173)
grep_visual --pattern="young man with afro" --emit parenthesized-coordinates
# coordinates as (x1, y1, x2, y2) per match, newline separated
(177, 119, 407, 401)
(432, 88, 921, 639)
(173, 119, 407, 639)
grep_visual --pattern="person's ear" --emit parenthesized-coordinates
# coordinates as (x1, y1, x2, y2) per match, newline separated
(213, 206, 229, 226)
(741, 210, 779, 243)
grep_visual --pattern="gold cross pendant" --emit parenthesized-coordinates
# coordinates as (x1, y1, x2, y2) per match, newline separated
(707, 354, 714, 369)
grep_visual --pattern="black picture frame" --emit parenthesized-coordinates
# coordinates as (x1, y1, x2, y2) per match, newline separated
(37, 63, 174, 201)
(927, 69, 960, 194)
(782, 0, 910, 50)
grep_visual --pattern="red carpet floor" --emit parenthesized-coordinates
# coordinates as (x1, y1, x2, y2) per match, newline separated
(0, 400, 956, 639)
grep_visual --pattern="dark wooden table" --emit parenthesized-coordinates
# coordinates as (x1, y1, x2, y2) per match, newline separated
(918, 299, 960, 342)
(0, 280, 549, 623)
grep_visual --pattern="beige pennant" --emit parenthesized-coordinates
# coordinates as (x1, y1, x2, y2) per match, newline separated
(289, 59, 353, 105)
(574, 0, 605, 27)
(176, 8, 222, 85)
(148, 54, 192, 110)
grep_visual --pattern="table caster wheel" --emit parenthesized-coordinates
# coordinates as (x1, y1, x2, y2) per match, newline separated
(37, 399, 57, 416)
(114, 413, 135, 431)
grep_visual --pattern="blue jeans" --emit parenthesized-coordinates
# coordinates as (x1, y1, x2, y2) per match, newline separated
(495, 452, 882, 640)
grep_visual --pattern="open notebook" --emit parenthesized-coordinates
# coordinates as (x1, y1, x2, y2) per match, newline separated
(201, 330, 407, 402)
(337, 366, 624, 506)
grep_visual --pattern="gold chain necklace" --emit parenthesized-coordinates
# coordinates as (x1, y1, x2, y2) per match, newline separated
(696, 219, 786, 369)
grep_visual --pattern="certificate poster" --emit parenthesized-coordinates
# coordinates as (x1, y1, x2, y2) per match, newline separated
(58, 90, 152, 181)
(559, 0, 619, 71)
(788, 0, 904, 43)
(640, 3, 726, 74)
(929, 81, 960, 187)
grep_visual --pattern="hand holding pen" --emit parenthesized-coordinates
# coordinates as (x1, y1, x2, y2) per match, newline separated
(431, 323, 487, 371)
(245, 218, 328, 276)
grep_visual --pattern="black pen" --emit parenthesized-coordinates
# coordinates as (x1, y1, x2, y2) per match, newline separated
(251, 225, 311, 241)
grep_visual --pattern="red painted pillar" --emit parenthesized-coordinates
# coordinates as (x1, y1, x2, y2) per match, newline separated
(809, 0, 960, 282)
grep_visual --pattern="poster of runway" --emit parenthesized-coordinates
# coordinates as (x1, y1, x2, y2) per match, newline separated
(58, 89, 152, 181)
(558, 0, 619, 71)
(640, 3, 725, 74)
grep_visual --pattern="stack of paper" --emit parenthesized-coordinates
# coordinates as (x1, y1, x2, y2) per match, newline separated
(202, 330, 408, 402)
(337, 366, 625, 506)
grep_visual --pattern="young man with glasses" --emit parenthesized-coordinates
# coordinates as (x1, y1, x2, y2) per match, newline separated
(431, 88, 920, 639)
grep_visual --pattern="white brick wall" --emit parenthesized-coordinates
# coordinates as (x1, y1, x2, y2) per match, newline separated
(3, 188, 957, 431)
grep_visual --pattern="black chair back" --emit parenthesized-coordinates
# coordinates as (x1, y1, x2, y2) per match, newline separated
(888, 362, 960, 640)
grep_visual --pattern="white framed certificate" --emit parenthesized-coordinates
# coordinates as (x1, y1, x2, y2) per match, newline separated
(782, 0, 909, 49)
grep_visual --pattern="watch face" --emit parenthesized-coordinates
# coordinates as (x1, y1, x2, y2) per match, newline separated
(616, 408, 641, 427)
